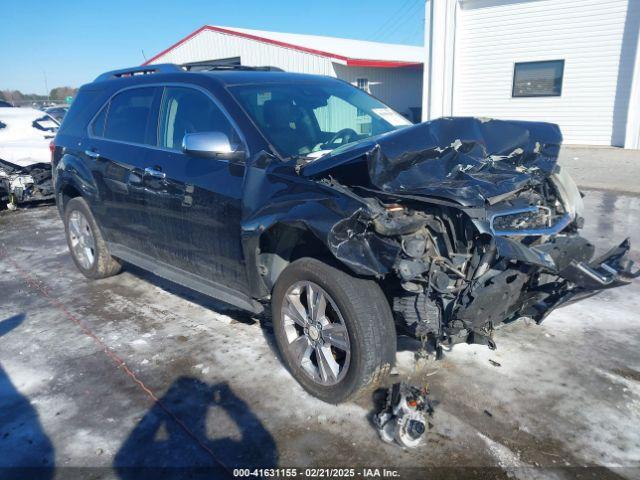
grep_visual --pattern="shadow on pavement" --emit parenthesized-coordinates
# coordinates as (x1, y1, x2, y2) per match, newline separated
(0, 313, 55, 480)
(124, 263, 263, 326)
(114, 377, 278, 479)
(125, 263, 284, 374)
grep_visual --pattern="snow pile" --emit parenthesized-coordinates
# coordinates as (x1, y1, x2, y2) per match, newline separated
(0, 107, 58, 166)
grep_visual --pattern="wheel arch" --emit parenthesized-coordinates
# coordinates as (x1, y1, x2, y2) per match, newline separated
(54, 153, 100, 216)
(59, 183, 83, 211)
(256, 222, 337, 295)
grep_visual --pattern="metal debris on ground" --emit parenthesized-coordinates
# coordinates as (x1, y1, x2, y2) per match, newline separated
(488, 359, 502, 367)
(375, 382, 434, 448)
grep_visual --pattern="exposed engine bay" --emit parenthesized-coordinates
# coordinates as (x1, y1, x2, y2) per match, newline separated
(0, 159, 54, 210)
(294, 117, 639, 355)
(372, 180, 635, 354)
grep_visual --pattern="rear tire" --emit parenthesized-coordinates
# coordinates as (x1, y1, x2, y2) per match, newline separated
(64, 197, 121, 279)
(272, 258, 396, 403)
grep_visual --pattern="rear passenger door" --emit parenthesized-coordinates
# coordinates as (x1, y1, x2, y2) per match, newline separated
(87, 86, 161, 252)
(143, 86, 249, 294)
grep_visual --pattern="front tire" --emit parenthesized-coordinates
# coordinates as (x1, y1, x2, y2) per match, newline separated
(272, 258, 396, 403)
(64, 197, 121, 279)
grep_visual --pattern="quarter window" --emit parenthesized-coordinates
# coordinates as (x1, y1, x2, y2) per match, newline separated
(512, 60, 564, 97)
(104, 87, 157, 144)
(158, 87, 238, 151)
(90, 105, 108, 137)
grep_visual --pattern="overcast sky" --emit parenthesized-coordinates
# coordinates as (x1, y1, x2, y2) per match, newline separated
(1, 0, 425, 94)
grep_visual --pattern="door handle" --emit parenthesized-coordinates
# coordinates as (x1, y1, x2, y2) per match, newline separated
(144, 167, 166, 179)
(85, 149, 100, 159)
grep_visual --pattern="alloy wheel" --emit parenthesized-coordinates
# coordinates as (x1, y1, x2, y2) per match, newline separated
(281, 281, 351, 386)
(68, 210, 96, 270)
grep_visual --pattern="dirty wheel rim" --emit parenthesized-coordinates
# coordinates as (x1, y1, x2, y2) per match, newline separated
(281, 281, 351, 386)
(68, 210, 96, 270)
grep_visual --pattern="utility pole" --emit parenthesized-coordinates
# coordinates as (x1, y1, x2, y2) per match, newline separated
(43, 70, 49, 104)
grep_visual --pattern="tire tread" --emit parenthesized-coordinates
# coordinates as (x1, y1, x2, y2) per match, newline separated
(64, 197, 121, 279)
(272, 257, 396, 403)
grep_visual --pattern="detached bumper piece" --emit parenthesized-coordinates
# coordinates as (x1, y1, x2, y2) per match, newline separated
(559, 238, 639, 289)
(524, 238, 639, 323)
(448, 236, 638, 349)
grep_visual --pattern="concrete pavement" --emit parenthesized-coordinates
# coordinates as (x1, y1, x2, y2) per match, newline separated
(0, 189, 639, 479)
(559, 146, 640, 195)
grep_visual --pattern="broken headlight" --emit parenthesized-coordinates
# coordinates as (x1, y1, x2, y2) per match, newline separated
(490, 206, 572, 236)
(492, 207, 551, 231)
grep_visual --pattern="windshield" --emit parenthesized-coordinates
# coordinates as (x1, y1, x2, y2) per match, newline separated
(230, 81, 412, 158)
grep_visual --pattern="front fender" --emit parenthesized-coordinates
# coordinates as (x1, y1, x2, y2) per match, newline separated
(240, 159, 400, 298)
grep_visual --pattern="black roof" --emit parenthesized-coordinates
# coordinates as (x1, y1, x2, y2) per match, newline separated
(93, 63, 335, 87)
(200, 70, 337, 86)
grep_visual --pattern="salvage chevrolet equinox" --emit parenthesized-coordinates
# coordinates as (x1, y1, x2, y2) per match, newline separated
(52, 64, 638, 403)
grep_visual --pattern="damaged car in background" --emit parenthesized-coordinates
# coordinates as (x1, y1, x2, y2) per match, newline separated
(52, 66, 639, 403)
(0, 107, 58, 210)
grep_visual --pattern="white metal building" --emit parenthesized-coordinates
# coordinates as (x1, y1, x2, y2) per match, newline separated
(423, 0, 640, 148)
(144, 25, 425, 121)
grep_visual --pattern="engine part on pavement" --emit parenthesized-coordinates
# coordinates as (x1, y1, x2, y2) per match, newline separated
(375, 382, 433, 448)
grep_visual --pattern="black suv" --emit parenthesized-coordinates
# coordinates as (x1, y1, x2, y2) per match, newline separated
(52, 64, 637, 403)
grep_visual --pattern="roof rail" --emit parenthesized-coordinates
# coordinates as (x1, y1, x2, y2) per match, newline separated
(94, 64, 184, 82)
(181, 63, 284, 72)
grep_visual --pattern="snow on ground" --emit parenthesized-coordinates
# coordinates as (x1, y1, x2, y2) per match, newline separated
(0, 189, 639, 478)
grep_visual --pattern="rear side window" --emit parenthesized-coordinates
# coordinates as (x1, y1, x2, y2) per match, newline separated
(90, 105, 108, 137)
(104, 87, 156, 144)
(57, 87, 110, 138)
(158, 87, 238, 151)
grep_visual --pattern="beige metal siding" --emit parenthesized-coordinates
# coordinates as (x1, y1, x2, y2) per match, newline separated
(150, 29, 337, 76)
(150, 29, 424, 123)
(453, 0, 639, 145)
(333, 65, 424, 120)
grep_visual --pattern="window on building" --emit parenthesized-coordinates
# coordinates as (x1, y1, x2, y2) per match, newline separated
(355, 78, 370, 121)
(104, 87, 157, 144)
(356, 78, 369, 92)
(512, 60, 564, 97)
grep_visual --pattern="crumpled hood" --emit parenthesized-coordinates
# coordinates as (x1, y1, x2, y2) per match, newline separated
(301, 117, 563, 207)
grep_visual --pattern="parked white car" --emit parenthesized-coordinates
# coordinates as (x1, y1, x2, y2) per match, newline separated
(0, 107, 59, 166)
(0, 108, 58, 209)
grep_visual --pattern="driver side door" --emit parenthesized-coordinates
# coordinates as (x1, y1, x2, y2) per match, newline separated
(143, 85, 250, 295)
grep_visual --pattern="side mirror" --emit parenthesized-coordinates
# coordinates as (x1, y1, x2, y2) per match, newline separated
(182, 132, 245, 160)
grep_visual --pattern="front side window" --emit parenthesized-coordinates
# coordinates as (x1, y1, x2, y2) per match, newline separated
(230, 81, 411, 159)
(104, 87, 157, 144)
(513, 60, 564, 97)
(158, 87, 238, 151)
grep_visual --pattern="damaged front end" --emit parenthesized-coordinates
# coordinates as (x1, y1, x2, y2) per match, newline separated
(0, 159, 54, 210)
(304, 117, 639, 355)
